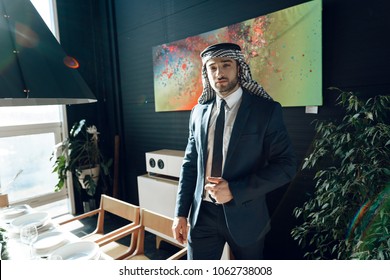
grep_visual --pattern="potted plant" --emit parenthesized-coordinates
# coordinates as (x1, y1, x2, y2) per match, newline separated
(51, 120, 112, 208)
(291, 88, 390, 259)
(0, 227, 9, 260)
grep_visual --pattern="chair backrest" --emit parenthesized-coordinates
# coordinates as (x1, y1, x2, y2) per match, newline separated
(141, 208, 175, 238)
(101, 195, 139, 221)
(125, 208, 187, 260)
(132, 208, 180, 255)
(96, 194, 140, 233)
(0, 194, 9, 208)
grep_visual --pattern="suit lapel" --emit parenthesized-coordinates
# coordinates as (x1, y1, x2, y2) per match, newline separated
(224, 91, 252, 170)
(200, 101, 214, 166)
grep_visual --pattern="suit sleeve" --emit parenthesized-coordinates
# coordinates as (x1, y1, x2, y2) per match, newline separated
(228, 102, 297, 205)
(174, 108, 198, 217)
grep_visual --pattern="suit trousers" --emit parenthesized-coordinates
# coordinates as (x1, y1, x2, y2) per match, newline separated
(187, 201, 265, 260)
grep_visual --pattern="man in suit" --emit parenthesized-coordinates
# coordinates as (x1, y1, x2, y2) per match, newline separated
(172, 43, 297, 259)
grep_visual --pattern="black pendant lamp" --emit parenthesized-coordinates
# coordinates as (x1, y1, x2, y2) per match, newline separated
(0, 0, 97, 106)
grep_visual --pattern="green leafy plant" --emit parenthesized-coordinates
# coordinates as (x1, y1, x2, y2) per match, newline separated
(51, 119, 112, 196)
(291, 88, 390, 259)
(0, 227, 9, 260)
(349, 183, 390, 259)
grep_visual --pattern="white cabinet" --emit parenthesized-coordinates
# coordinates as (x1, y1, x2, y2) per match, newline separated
(137, 174, 178, 219)
(137, 173, 180, 249)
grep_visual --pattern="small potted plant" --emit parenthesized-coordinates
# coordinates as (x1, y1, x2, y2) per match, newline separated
(0, 227, 9, 260)
(51, 120, 112, 207)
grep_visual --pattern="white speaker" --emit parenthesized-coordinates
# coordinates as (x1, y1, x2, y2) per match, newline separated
(145, 149, 184, 178)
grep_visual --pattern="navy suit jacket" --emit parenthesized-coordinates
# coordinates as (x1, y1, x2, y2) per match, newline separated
(175, 90, 297, 246)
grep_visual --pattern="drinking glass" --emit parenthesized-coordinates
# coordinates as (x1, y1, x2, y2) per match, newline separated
(20, 223, 38, 259)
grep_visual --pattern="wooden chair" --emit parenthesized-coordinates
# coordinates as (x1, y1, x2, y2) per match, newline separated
(58, 194, 140, 259)
(123, 208, 187, 260)
(0, 194, 9, 208)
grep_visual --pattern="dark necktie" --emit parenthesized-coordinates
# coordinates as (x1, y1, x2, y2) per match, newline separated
(211, 99, 226, 177)
(209, 100, 226, 202)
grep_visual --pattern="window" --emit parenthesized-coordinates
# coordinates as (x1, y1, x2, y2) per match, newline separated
(0, 0, 70, 216)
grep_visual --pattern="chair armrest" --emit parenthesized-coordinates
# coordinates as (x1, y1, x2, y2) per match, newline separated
(58, 209, 100, 225)
(96, 224, 142, 246)
(167, 247, 187, 260)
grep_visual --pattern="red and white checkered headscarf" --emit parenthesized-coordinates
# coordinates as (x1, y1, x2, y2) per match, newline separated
(198, 43, 272, 104)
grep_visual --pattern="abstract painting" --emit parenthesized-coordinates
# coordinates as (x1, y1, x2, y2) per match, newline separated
(152, 0, 322, 112)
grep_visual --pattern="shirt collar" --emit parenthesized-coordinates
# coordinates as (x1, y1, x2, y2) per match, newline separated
(216, 87, 243, 110)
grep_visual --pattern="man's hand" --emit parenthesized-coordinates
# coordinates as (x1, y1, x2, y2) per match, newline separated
(172, 216, 188, 244)
(205, 176, 233, 204)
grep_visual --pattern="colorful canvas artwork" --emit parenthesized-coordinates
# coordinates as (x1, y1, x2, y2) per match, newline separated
(152, 0, 322, 112)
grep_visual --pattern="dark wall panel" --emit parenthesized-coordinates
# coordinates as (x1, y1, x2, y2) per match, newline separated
(57, 0, 124, 211)
(323, 0, 389, 88)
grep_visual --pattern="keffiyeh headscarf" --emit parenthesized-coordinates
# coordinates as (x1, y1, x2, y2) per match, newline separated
(198, 43, 272, 104)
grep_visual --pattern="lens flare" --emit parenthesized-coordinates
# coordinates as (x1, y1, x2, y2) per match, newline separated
(15, 22, 39, 48)
(347, 184, 390, 240)
(63, 56, 79, 69)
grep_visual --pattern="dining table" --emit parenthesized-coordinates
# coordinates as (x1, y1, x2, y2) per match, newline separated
(0, 204, 112, 260)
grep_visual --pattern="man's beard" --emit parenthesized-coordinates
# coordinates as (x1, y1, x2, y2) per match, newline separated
(214, 76, 239, 96)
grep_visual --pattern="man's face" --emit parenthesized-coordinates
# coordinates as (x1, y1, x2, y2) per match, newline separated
(205, 57, 240, 98)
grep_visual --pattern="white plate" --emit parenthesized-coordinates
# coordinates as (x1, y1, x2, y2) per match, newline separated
(37, 222, 56, 234)
(48, 240, 100, 260)
(11, 212, 50, 231)
(33, 231, 68, 254)
(1, 205, 30, 219)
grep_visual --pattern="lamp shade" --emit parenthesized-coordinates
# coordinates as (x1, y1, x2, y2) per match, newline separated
(0, 0, 97, 106)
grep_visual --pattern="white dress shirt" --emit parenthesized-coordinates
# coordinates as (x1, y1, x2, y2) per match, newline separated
(204, 87, 243, 201)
